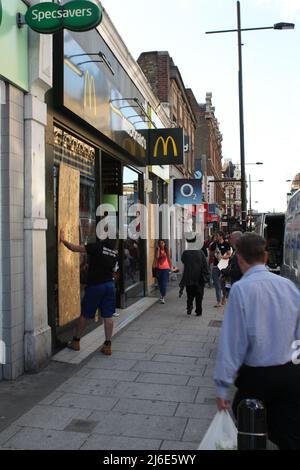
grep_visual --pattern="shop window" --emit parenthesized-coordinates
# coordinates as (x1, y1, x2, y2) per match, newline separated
(123, 166, 141, 290)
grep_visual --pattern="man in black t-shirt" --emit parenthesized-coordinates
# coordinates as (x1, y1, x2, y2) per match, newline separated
(60, 229, 118, 355)
(209, 232, 232, 307)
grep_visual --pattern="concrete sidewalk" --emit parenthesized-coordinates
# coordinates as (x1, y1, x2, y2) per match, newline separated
(0, 286, 228, 450)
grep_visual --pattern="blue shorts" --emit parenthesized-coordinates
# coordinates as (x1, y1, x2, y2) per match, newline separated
(81, 282, 116, 319)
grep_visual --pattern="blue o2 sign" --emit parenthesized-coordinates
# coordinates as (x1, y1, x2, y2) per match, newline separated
(174, 179, 202, 205)
(25, 1, 102, 34)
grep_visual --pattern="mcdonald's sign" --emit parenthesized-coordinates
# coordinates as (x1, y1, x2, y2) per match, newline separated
(83, 70, 97, 116)
(148, 128, 183, 166)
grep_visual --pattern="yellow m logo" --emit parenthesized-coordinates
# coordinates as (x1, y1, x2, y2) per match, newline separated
(84, 71, 97, 116)
(153, 136, 178, 158)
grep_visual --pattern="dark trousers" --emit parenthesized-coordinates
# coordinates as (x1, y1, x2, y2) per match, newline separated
(156, 269, 169, 297)
(232, 362, 300, 450)
(186, 284, 204, 315)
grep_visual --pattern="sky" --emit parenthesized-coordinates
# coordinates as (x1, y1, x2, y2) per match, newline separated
(102, 0, 300, 213)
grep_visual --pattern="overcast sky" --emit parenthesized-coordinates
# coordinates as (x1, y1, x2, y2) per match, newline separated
(103, 0, 300, 213)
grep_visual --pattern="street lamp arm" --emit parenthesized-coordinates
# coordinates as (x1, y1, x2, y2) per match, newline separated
(206, 26, 274, 34)
(208, 179, 241, 183)
(206, 23, 294, 34)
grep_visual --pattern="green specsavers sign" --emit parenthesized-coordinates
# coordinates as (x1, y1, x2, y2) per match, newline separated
(25, 1, 102, 34)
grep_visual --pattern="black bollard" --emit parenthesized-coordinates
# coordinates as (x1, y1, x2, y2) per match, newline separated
(237, 399, 267, 450)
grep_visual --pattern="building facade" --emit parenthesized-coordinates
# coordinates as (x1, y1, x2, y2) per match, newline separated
(222, 159, 242, 232)
(137, 51, 197, 266)
(186, 91, 224, 235)
(0, 0, 176, 379)
(0, 0, 53, 379)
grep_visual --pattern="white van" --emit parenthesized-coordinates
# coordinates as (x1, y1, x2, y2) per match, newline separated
(281, 189, 300, 290)
(254, 212, 285, 274)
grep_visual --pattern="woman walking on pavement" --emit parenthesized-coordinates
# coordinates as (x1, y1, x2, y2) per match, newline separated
(209, 232, 232, 307)
(153, 239, 171, 304)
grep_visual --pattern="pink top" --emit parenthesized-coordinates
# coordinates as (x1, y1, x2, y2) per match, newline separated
(157, 249, 171, 270)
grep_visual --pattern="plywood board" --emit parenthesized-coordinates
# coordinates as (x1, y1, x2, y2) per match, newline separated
(58, 163, 80, 327)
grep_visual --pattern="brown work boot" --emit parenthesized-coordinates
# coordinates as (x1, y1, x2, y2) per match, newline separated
(100, 341, 112, 356)
(67, 338, 80, 351)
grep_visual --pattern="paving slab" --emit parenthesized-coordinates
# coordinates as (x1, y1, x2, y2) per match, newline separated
(132, 360, 206, 377)
(52, 393, 119, 411)
(81, 434, 161, 450)
(135, 372, 189, 386)
(90, 411, 187, 441)
(14, 405, 92, 431)
(110, 381, 198, 403)
(112, 398, 178, 417)
(2, 427, 88, 450)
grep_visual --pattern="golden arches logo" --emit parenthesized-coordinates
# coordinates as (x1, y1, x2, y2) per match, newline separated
(153, 136, 178, 158)
(84, 71, 97, 116)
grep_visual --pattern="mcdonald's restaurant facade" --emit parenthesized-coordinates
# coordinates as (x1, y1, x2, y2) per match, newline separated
(45, 11, 173, 350)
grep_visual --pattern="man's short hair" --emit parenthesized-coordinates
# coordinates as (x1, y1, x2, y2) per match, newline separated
(217, 231, 225, 239)
(230, 231, 243, 241)
(236, 233, 266, 264)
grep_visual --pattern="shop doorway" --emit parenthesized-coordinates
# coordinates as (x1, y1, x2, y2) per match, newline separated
(47, 126, 99, 349)
(101, 153, 145, 307)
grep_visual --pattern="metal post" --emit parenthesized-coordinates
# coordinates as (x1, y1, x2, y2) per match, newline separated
(237, 1, 247, 232)
(237, 399, 267, 450)
(249, 174, 252, 231)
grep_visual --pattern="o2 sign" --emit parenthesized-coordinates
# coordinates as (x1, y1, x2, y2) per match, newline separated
(174, 179, 202, 205)
(180, 183, 196, 199)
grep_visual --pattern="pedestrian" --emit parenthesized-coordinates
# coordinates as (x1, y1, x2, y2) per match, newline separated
(207, 234, 217, 288)
(220, 231, 243, 297)
(153, 239, 171, 304)
(179, 234, 210, 316)
(60, 229, 119, 356)
(209, 232, 231, 307)
(214, 233, 300, 450)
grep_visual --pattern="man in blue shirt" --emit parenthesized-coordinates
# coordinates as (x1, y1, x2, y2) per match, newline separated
(214, 233, 300, 449)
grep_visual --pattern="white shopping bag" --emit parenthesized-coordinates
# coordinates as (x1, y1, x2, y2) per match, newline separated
(198, 410, 237, 450)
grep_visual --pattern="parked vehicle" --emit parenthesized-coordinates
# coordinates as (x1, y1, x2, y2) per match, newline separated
(254, 212, 285, 274)
(281, 189, 300, 289)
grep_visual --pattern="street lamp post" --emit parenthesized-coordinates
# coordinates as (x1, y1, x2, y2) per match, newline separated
(237, 1, 247, 232)
(248, 177, 264, 231)
(206, 1, 294, 232)
(249, 174, 252, 231)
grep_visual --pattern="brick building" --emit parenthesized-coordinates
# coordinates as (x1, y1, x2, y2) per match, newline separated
(137, 51, 196, 176)
(186, 91, 224, 231)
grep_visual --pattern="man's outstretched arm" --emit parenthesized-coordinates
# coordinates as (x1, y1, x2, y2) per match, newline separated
(60, 229, 86, 253)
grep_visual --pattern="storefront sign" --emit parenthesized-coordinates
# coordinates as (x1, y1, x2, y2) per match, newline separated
(25, 0, 102, 34)
(204, 202, 220, 223)
(0, 0, 28, 91)
(148, 129, 184, 166)
(173, 179, 202, 205)
(59, 30, 183, 166)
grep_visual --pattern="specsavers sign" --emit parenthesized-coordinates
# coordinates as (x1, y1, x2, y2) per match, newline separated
(25, 1, 102, 34)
